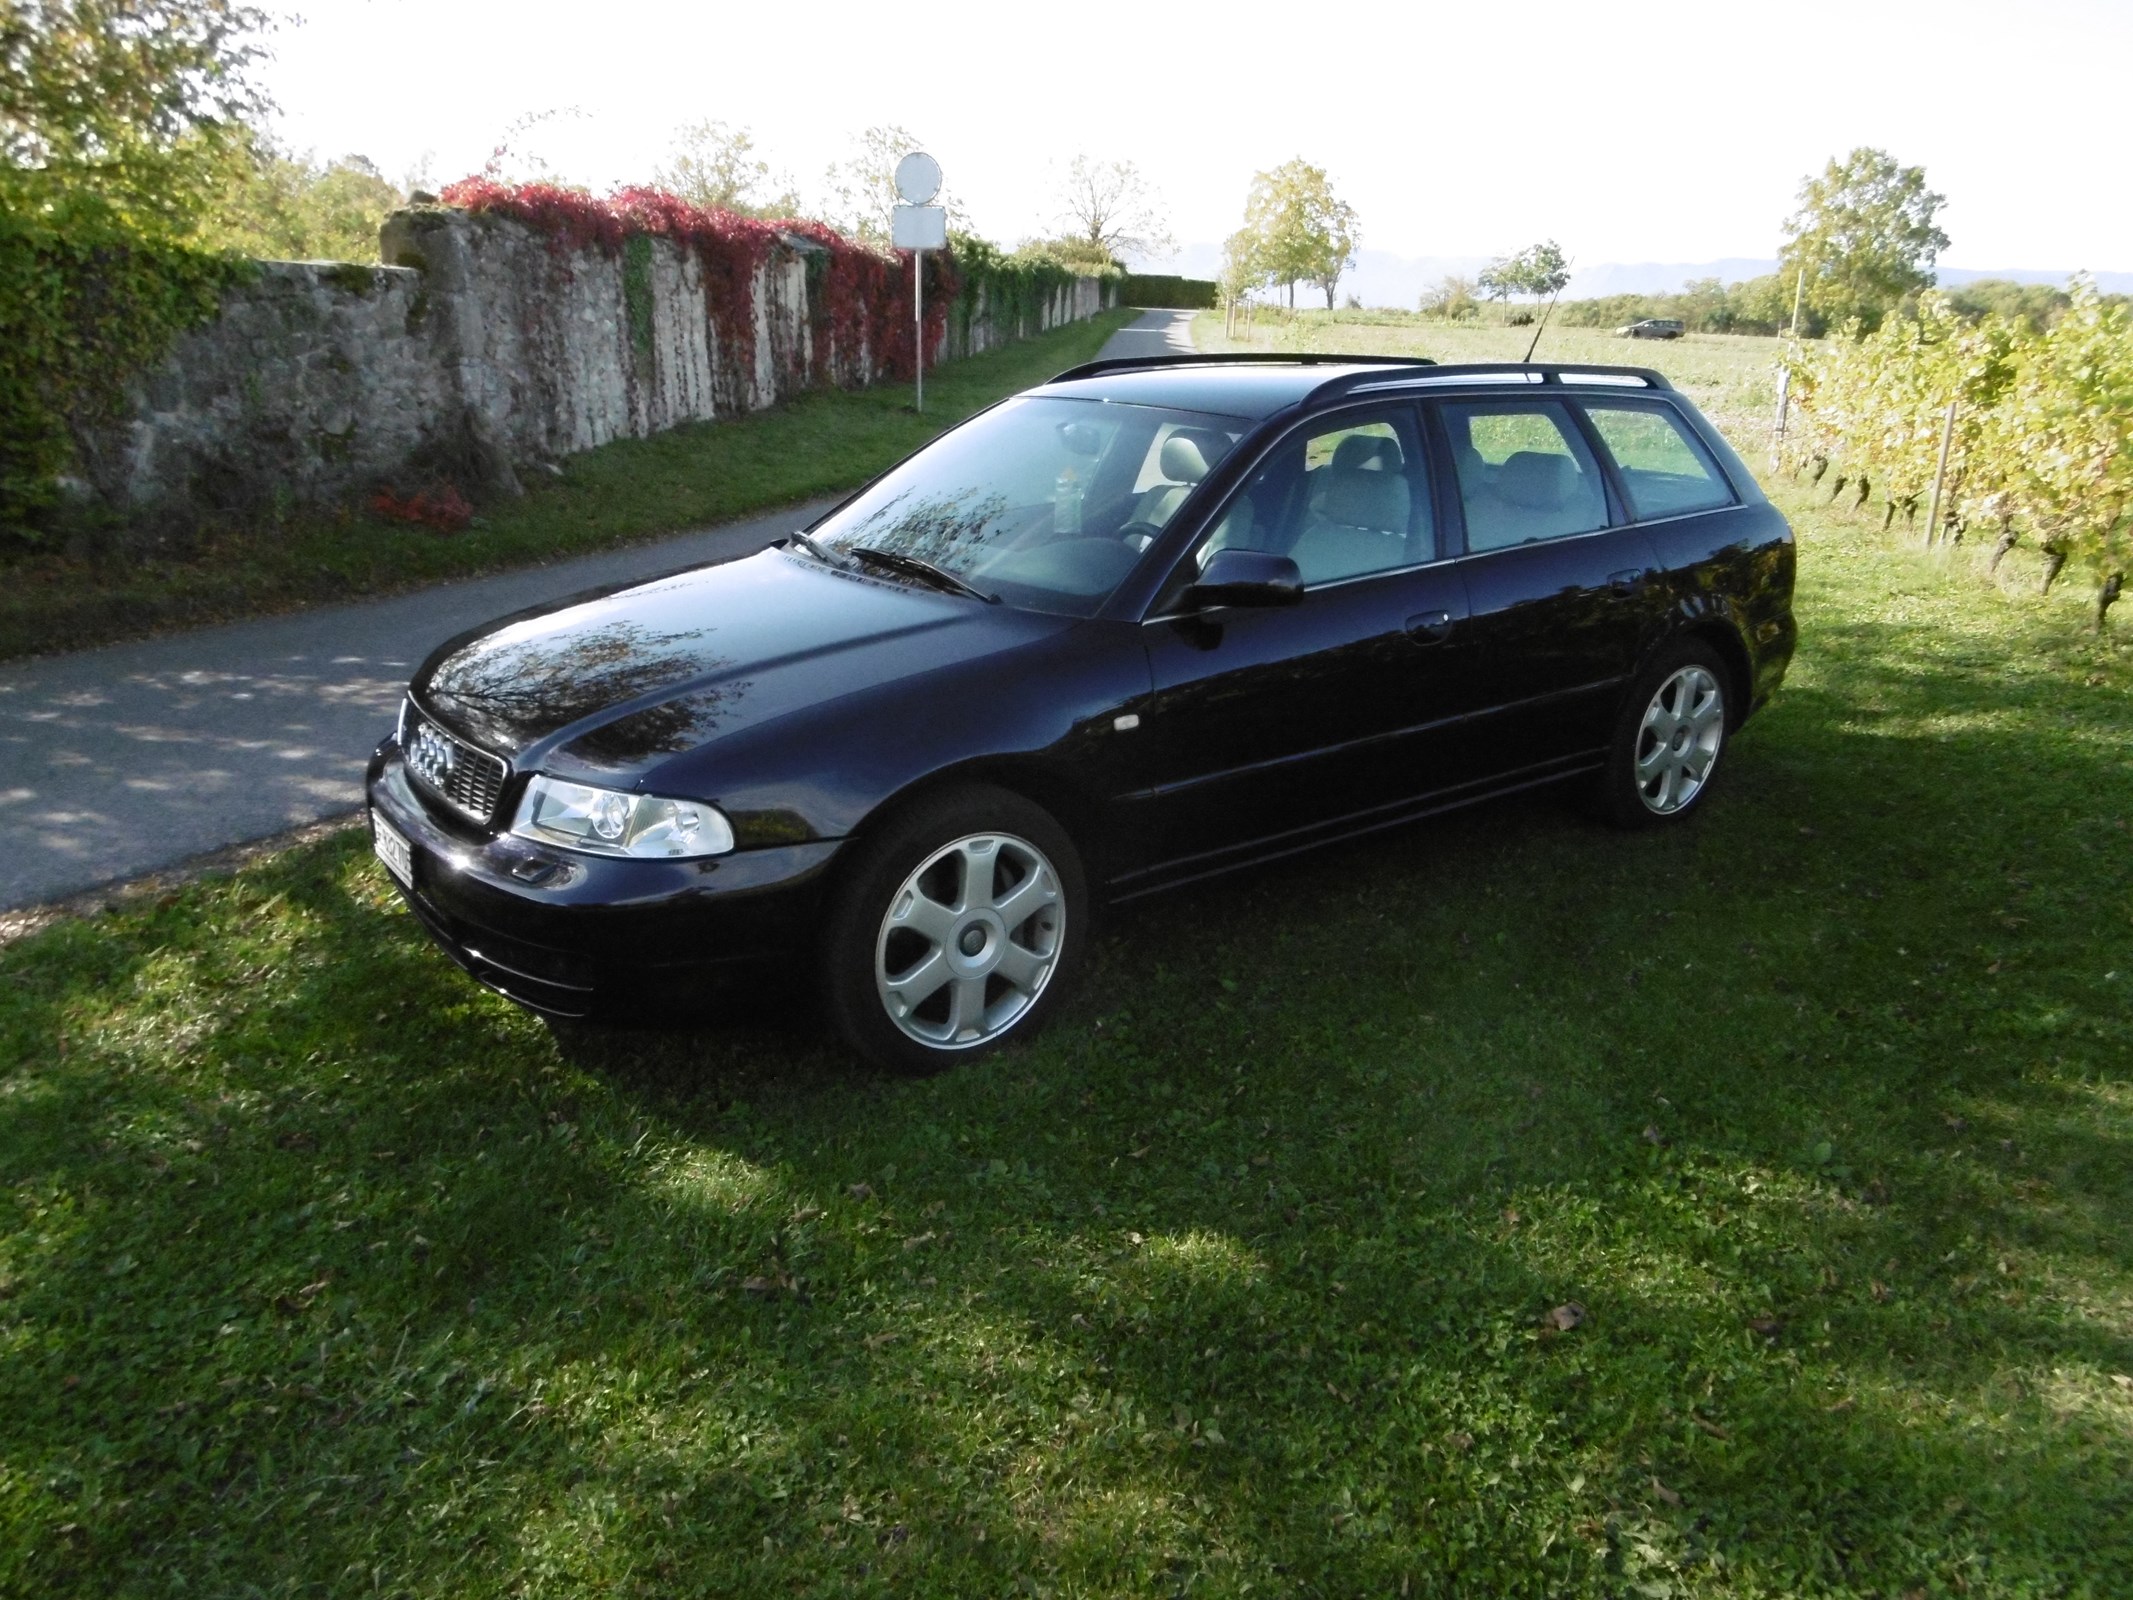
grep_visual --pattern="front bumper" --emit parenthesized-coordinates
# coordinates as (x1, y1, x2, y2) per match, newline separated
(365, 742, 844, 1017)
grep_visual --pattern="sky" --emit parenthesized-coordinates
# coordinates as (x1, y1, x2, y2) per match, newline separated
(255, 0, 2133, 279)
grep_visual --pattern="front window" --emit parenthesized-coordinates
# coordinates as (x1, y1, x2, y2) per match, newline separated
(806, 396, 1250, 616)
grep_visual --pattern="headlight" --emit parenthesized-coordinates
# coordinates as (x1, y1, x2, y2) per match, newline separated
(510, 775, 734, 859)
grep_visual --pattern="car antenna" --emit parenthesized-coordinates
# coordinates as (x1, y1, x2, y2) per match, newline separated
(1522, 268, 1570, 363)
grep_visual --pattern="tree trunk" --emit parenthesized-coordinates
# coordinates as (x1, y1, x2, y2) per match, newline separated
(1987, 521, 2018, 573)
(1829, 473, 1848, 503)
(2040, 541, 2069, 594)
(1854, 474, 1871, 509)
(2098, 572, 2124, 631)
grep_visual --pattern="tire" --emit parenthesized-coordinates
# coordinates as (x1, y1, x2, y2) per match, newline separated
(1595, 640, 1732, 829)
(821, 785, 1086, 1072)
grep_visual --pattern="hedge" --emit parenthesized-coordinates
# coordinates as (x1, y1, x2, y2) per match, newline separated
(1118, 273, 1218, 309)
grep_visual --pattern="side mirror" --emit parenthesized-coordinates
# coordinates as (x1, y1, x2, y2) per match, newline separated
(1185, 547, 1303, 609)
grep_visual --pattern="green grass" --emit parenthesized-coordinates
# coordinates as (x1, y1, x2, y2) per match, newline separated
(3, 466, 2130, 1594)
(0, 311, 1135, 663)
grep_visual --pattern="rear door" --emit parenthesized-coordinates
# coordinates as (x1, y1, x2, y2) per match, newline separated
(1432, 395, 1667, 776)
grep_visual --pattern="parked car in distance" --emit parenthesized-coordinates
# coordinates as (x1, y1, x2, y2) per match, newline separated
(367, 355, 1796, 1070)
(1616, 318, 1686, 339)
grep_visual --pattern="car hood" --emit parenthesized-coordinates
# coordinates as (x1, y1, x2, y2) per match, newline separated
(414, 548, 1071, 774)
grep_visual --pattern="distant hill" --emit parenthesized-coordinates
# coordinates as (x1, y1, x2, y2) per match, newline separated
(1152, 244, 2133, 311)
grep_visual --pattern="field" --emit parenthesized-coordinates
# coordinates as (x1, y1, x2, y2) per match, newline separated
(1192, 309, 1784, 463)
(3, 394, 2129, 1590)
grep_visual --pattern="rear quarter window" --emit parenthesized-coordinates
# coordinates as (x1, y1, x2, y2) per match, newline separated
(1582, 403, 1737, 521)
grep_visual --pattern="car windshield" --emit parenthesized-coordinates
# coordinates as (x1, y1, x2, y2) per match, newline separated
(804, 395, 1252, 616)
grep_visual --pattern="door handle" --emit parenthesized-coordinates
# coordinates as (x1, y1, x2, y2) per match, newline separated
(1406, 609, 1454, 643)
(1608, 567, 1652, 596)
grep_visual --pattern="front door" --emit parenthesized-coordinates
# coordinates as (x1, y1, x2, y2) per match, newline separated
(1128, 405, 1482, 884)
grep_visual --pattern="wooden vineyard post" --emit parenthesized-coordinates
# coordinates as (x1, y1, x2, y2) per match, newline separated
(1924, 398, 1958, 546)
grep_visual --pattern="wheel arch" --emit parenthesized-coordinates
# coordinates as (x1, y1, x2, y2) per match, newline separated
(1652, 615, 1755, 730)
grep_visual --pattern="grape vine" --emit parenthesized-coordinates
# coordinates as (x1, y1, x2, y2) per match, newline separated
(1789, 279, 2132, 628)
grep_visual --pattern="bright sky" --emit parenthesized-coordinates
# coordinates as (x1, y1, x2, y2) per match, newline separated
(258, 0, 2132, 275)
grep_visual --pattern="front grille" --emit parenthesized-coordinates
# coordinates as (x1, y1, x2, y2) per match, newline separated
(402, 702, 509, 824)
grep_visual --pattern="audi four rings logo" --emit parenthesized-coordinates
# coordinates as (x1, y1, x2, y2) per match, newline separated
(412, 724, 455, 777)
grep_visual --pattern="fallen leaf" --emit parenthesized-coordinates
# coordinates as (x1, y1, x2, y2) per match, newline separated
(1126, 1231, 1145, 1247)
(1871, 1280, 1892, 1303)
(1748, 1316, 1785, 1340)
(846, 1183, 874, 1201)
(863, 1331, 898, 1351)
(901, 1231, 935, 1251)
(1650, 1476, 1683, 1508)
(788, 1205, 823, 1225)
(1501, 1208, 1521, 1227)
(1547, 1302, 1587, 1332)
(1690, 1414, 1729, 1440)
(1942, 1114, 1968, 1134)
(1641, 1124, 1668, 1147)
(2110, 1374, 2132, 1390)
(741, 1276, 777, 1297)
(1448, 1430, 1475, 1451)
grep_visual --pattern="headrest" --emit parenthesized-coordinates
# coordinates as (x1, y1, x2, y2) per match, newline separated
(1498, 451, 1576, 510)
(1320, 468, 1411, 533)
(1159, 428, 1229, 484)
(1331, 433, 1401, 472)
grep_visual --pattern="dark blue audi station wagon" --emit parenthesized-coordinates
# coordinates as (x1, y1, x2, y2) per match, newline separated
(366, 356, 1796, 1070)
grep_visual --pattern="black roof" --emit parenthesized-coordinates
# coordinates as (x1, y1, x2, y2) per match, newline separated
(1040, 355, 1673, 421)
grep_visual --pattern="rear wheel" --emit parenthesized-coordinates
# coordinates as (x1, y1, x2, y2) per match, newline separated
(823, 786, 1085, 1072)
(1596, 641, 1730, 828)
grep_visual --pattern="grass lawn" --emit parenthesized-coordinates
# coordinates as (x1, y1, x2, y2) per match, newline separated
(3, 366, 2132, 1597)
(0, 311, 1135, 664)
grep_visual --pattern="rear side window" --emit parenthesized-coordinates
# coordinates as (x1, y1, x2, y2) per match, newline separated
(1582, 403, 1736, 520)
(1441, 400, 1610, 551)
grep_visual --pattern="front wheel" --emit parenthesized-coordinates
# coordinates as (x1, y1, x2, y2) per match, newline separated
(1595, 642, 1730, 828)
(822, 786, 1086, 1071)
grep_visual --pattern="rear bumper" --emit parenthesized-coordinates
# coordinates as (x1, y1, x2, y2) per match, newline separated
(365, 743, 844, 1018)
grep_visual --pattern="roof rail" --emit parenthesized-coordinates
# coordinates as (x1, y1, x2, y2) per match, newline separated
(1308, 361, 1676, 403)
(1047, 352, 1438, 385)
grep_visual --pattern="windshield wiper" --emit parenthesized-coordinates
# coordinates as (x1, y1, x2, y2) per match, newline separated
(848, 545, 999, 603)
(784, 530, 850, 568)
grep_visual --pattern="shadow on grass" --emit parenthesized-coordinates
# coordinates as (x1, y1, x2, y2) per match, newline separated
(2, 584, 2130, 1594)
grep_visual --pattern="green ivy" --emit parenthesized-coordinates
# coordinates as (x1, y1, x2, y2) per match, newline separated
(948, 235, 1115, 353)
(0, 208, 248, 542)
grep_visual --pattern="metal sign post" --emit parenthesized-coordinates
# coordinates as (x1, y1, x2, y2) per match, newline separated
(891, 152, 947, 413)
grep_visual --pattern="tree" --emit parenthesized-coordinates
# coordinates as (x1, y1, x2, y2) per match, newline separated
(821, 125, 960, 247)
(1235, 158, 1358, 309)
(1477, 255, 1516, 321)
(1781, 147, 1949, 335)
(1, 0, 273, 233)
(198, 132, 404, 262)
(1514, 239, 1570, 311)
(1420, 273, 1479, 320)
(653, 119, 800, 218)
(1054, 154, 1173, 266)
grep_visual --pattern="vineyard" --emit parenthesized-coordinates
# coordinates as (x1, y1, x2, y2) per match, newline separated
(1788, 279, 2133, 627)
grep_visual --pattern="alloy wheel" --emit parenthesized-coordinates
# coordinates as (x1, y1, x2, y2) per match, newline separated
(873, 832, 1065, 1050)
(1634, 665, 1724, 815)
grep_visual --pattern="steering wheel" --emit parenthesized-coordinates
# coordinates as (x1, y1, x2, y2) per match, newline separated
(1116, 520, 1164, 552)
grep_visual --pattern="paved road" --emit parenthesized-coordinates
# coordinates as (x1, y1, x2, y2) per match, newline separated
(0, 310, 1194, 911)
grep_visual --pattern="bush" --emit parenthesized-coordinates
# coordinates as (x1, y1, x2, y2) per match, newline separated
(0, 208, 247, 543)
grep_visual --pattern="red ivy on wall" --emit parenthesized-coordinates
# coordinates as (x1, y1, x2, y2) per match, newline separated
(436, 178, 958, 397)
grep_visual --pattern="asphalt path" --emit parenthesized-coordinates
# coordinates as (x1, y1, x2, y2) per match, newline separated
(0, 309, 1196, 910)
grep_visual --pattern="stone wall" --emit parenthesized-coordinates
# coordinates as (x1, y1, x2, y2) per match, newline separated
(84, 209, 1114, 518)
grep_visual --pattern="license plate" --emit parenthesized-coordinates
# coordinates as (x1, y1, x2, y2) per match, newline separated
(372, 814, 415, 888)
